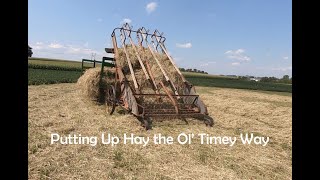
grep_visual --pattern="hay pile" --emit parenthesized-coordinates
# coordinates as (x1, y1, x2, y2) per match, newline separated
(77, 67, 115, 102)
(77, 45, 183, 104)
(117, 46, 183, 95)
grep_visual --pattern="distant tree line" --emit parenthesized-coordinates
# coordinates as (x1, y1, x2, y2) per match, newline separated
(260, 75, 292, 84)
(238, 75, 292, 84)
(179, 68, 208, 74)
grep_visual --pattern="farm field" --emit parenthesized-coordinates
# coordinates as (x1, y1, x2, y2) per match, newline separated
(28, 58, 292, 92)
(28, 69, 82, 85)
(28, 57, 87, 68)
(28, 83, 292, 179)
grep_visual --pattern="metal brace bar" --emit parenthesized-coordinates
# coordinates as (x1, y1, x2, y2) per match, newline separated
(138, 27, 179, 96)
(122, 23, 152, 83)
(119, 28, 139, 91)
(152, 29, 187, 83)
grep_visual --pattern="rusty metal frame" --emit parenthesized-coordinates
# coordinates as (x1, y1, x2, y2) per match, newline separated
(137, 27, 180, 97)
(108, 24, 212, 126)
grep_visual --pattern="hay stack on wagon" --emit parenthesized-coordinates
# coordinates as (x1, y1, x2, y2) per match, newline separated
(117, 46, 183, 94)
(77, 45, 183, 102)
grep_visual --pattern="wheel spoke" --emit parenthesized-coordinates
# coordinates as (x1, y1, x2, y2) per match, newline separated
(105, 85, 116, 115)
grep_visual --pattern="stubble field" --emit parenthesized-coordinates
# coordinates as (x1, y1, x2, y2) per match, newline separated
(28, 83, 291, 179)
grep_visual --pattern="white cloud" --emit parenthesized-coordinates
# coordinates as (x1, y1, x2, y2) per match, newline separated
(97, 18, 103, 22)
(31, 42, 45, 50)
(48, 43, 64, 49)
(146, 2, 157, 13)
(29, 41, 103, 60)
(225, 49, 251, 62)
(176, 42, 192, 48)
(283, 56, 289, 60)
(120, 18, 132, 24)
(200, 61, 216, 67)
(272, 66, 292, 71)
(231, 62, 240, 66)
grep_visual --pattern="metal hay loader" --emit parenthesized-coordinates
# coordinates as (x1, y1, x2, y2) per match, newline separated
(82, 23, 214, 130)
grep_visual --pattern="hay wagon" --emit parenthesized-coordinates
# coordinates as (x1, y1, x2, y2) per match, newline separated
(81, 23, 214, 130)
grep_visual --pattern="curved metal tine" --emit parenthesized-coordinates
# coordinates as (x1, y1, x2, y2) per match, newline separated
(158, 33, 166, 51)
(123, 22, 129, 29)
(140, 27, 149, 42)
(146, 29, 151, 42)
(123, 23, 132, 37)
(156, 43, 160, 52)
(136, 28, 143, 46)
(140, 27, 180, 96)
(136, 27, 162, 94)
(119, 29, 125, 45)
(153, 29, 166, 50)
(151, 30, 160, 52)
(111, 30, 116, 37)
(158, 31, 166, 45)
(152, 30, 163, 52)
(149, 30, 156, 52)
(120, 28, 127, 44)
(161, 36, 166, 44)
(152, 29, 159, 48)
(151, 30, 157, 46)
(151, 39, 158, 53)
(154, 29, 162, 37)
(160, 36, 167, 52)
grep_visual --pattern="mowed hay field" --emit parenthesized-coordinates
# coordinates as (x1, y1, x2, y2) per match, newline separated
(28, 83, 291, 180)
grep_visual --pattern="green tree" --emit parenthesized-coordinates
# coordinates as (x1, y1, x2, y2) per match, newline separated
(282, 75, 290, 81)
(280, 75, 291, 84)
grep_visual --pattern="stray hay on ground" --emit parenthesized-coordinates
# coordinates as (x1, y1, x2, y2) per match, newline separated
(28, 84, 292, 180)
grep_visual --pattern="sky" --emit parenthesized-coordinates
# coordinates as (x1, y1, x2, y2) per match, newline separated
(28, 0, 292, 78)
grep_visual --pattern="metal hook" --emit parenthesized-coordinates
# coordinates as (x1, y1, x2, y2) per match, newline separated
(160, 36, 166, 44)
(154, 29, 161, 36)
(127, 28, 131, 37)
(111, 30, 116, 37)
(156, 42, 160, 52)
(140, 27, 149, 39)
(151, 30, 156, 39)
(122, 23, 131, 37)
(140, 27, 146, 34)
(136, 28, 144, 44)
(120, 28, 126, 43)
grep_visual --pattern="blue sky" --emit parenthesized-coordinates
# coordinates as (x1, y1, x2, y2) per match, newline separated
(28, 0, 292, 78)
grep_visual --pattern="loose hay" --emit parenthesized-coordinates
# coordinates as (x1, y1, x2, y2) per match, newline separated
(28, 84, 292, 179)
(77, 67, 115, 102)
(117, 46, 183, 95)
(78, 45, 184, 104)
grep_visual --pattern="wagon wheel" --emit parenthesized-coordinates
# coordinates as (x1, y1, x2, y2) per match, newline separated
(138, 117, 153, 130)
(143, 117, 153, 130)
(203, 115, 214, 127)
(105, 85, 116, 115)
(115, 81, 121, 99)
